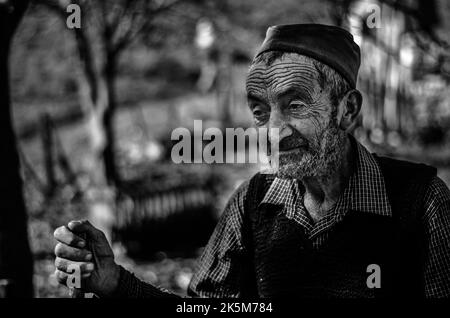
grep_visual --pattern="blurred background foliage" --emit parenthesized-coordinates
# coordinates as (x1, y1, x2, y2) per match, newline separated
(6, 0, 450, 297)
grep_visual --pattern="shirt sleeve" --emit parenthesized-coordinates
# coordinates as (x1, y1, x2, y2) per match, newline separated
(112, 266, 180, 298)
(422, 176, 450, 298)
(187, 180, 250, 298)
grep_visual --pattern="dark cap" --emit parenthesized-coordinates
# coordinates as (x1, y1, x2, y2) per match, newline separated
(255, 24, 361, 88)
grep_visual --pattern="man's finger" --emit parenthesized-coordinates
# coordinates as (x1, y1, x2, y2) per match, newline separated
(54, 243, 92, 262)
(54, 269, 68, 286)
(54, 226, 86, 248)
(54, 270, 91, 287)
(55, 257, 95, 274)
(67, 220, 106, 243)
(81, 273, 92, 279)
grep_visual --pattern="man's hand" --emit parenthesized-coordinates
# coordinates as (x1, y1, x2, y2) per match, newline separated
(53, 220, 120, 297)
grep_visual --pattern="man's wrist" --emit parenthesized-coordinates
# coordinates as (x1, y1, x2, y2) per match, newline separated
(108, 265, 138, 298)
(109, 263, 122, 295)
(97, 263, 121, 298)
(105, 265, 180, 298)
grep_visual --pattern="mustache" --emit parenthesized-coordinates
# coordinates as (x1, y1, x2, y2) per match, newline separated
(277, 130, 309, 152)
(279, 137, 307, 151)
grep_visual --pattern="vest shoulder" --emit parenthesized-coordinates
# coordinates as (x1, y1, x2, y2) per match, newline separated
(243, 172, 276, 209)
(372, 153, 437, 182)
(228, 172, 274, 208)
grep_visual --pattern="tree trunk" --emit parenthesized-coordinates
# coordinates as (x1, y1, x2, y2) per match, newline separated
(0, 0, 34, 298)
(217, 36, 233, 129)
(102, 55, 119, 185)
(77, 61, 119, 186)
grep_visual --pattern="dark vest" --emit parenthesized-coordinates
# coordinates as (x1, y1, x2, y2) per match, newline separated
(240, 155, 437, 298)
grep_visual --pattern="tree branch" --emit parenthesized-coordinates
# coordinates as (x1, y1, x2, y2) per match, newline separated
(34, 0, 99, 104)
(111, 0, 183, 56)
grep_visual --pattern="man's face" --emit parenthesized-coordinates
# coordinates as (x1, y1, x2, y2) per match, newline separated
(246, 53, 346, 180)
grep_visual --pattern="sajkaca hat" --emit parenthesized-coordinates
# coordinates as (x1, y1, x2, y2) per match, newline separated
(255, 24, 361, 88)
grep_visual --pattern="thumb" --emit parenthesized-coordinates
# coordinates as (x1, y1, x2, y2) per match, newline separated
(68, 220, 107, 245)
(68, 220, 112, 258)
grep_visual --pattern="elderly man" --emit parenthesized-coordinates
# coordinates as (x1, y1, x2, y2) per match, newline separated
(54, 24, 450, 298)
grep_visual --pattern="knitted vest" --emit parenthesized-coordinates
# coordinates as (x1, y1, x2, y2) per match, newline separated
(240, 155, 437, 298)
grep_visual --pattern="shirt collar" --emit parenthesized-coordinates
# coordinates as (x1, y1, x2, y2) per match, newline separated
(260, 135, 392, 217)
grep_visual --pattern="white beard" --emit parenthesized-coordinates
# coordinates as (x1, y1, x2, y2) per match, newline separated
(274, 122, 346, 181)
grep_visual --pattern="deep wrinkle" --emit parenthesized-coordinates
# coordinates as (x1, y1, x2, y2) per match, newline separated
(246, 55, 331, 146)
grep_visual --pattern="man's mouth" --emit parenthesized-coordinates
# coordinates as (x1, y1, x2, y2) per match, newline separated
(279, 147, 305, 154)
(278, 139, 307, 153)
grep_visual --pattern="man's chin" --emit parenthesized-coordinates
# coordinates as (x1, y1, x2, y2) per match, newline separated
(275, 162, 308, 180)
(273, 152, 308, 179)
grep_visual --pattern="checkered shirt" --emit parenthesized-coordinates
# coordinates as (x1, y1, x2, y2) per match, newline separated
(187, 139, 450, 298)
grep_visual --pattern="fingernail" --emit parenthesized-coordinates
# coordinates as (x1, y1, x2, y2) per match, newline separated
(82, 273, 92, 279)
(86, 263, 94, 271)
(68, 221, 81, 229)
(85, 253, 92, 261)
(78, 241, 85, 248)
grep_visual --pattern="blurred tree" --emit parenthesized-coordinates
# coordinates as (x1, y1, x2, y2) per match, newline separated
(342, 0, 450, 142)
(0, 0, 34, 298)
(34, 0, 184, 186)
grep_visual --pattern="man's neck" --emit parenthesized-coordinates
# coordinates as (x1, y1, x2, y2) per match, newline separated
(300, 136, 355, 223)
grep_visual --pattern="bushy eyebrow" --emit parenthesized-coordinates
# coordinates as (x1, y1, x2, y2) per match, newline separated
(276, 87, 314, 104)
(246, 92, 266, 104)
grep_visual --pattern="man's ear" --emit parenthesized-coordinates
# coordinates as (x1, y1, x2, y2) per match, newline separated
(338, 89, 362, 131)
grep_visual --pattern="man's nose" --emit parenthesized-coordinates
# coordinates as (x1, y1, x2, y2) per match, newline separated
(268, 111, 293, 143)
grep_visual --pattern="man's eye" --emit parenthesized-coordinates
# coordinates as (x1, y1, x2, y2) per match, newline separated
(252, 107, 267, 117)
(253, 109, 263, 116)
(252, 107, 269, 125)
(288, 102, 305, 111)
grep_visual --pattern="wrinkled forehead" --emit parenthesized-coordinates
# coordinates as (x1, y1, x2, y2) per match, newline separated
(246, 53, 321, 100)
